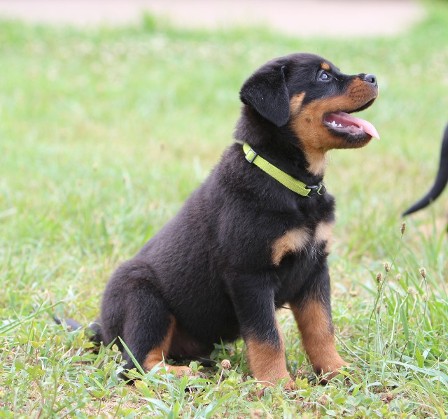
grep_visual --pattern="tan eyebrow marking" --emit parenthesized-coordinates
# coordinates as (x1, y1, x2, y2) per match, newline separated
(321, 62, 331, 71)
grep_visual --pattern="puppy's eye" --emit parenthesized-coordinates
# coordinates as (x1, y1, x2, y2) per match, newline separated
(317, 70, 333, 82)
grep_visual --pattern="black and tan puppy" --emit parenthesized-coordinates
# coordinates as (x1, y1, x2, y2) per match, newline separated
(94, 53, 379, 387)
(403, 123, 448, 216)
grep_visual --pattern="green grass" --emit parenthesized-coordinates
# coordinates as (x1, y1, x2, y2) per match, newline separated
(1, 1, 448, 416)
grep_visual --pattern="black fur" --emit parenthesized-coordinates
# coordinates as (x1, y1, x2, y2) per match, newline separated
(80, 53, 378, 381)
(402, 123, 448, 216)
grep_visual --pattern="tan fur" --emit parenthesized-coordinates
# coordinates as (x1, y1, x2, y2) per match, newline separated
(289, 92, 306, 116)
(271, 228, 310, 266)
(290, 78, 377, 176)
(246, 329, 291, 386)
(143, 318, 192, 376)
(303, 148, 328, 176)
(291, 301, 347, 379)
(314, 221, 334, 253)
(321, 62, 331, 71)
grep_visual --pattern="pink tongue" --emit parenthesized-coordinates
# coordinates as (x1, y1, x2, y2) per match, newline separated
(330, 112, 380, 139)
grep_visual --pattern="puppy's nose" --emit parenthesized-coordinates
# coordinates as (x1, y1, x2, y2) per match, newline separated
(361, 73, 377, 86)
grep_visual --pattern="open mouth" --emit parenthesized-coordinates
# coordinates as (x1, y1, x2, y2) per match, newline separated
(323, 107, 380, 140)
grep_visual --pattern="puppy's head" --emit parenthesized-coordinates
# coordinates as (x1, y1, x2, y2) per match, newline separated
(240, 53, 379, 174)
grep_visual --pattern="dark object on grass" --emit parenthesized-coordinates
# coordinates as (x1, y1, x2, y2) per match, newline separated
(54, 316, 102, 343)
(53, 315, 82, 331)
(403, 123, 448, 216)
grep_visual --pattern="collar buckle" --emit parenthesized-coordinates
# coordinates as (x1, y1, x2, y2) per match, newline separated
(306, 183, 326, 196)
(244, 147, 258, 163)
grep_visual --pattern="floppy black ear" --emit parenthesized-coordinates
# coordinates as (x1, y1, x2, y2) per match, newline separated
(239, 64, 290, 127)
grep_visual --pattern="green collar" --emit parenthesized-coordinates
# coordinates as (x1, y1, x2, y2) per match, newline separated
(242, 143, 326, 197)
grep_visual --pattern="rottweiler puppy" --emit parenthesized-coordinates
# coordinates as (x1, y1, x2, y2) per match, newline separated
(403, 123, 448, 216)
(93, 53, 379, 387)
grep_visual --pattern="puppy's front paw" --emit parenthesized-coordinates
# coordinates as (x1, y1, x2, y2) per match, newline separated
(256, 377, 296, 397)
(315, 357, 349, 384)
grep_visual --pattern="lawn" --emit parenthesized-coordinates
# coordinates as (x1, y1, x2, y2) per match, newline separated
(1, 1, 447, 417)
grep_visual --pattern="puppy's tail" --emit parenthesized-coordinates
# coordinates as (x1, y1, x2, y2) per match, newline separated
(402, 123, 448, 216)
(53, 315, 103, 345)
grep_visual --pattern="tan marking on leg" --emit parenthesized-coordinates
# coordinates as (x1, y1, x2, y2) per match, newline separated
(143, 318, 192, 377)
(246, 330, 292, 387)
(292, 300, 347, 380)
(272, 228, 310, 266)
(314, 221, 334, 253)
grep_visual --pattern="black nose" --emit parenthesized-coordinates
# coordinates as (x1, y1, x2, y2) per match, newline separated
(361, 73, 377, 86)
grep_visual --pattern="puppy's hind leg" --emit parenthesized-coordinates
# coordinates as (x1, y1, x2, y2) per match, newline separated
(101, 260, 191, 376)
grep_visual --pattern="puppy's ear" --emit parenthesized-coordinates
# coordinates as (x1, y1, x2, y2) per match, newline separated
(240, 64, 290, 127)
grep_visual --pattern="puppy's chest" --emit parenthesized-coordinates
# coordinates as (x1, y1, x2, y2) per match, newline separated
(271, 220, 334, 268)
(271, 220, 334, 303)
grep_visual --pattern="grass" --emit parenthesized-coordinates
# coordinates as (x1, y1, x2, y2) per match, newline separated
(1, 1, 448, 416)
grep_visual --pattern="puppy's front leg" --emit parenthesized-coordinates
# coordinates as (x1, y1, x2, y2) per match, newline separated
(291, 268, 347, 382)
(228, 277, 292, 387)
